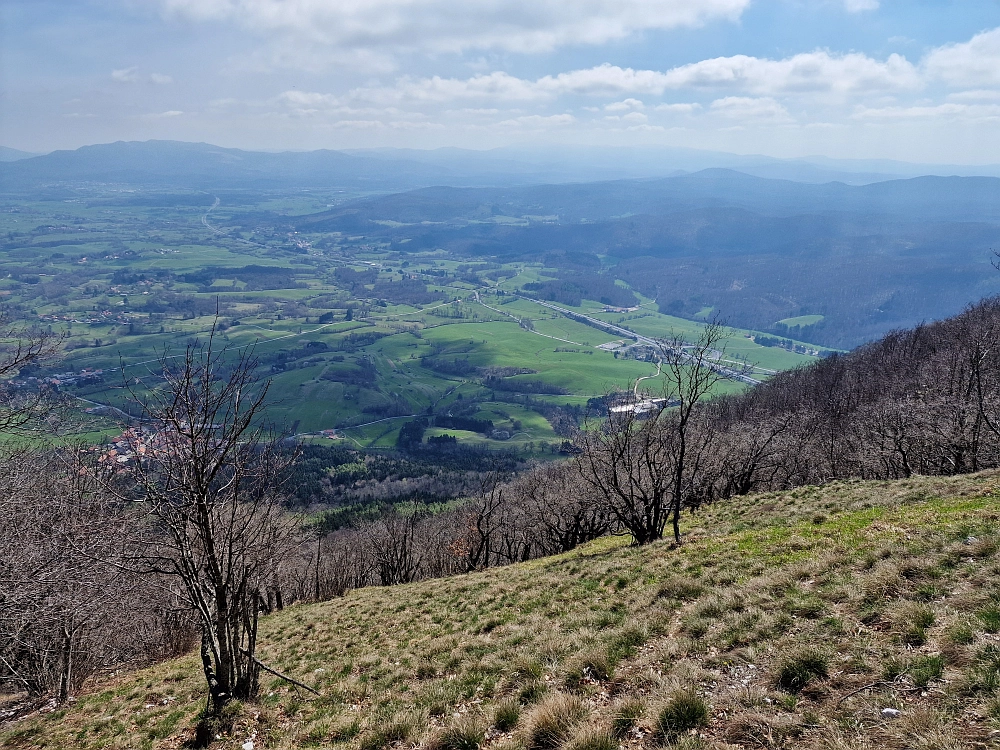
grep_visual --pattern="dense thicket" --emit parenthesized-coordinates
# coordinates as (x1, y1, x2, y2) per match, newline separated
(687, 297, 1000, 497)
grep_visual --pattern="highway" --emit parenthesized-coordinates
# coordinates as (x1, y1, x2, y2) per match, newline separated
(521, 296, 762, 386)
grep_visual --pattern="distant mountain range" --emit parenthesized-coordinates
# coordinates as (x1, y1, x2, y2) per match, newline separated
(0, 146, 41, 162)
(3, 140, 1000, 192)
(298, 169, 1000, 224)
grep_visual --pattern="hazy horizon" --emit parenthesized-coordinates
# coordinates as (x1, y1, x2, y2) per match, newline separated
(2, 1, 1000, 164)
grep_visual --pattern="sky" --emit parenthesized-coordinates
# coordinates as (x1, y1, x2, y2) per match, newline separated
(2, 0, 1000, 163)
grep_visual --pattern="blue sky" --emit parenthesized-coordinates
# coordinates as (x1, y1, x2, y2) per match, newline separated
(2, 0, 999, 162)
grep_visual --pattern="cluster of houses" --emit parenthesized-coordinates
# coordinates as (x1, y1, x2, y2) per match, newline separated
(92, 427, 154, 465)
(93, 426, 198, 466)
(608, 397, 678, 419)
(13, 367, 108, 389)
(37, 309, 139, 326)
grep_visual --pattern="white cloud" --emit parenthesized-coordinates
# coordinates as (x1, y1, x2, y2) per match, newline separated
(345, 65, 674, 101)
(347, 73, 548, 105)
(398, 73, 546, 102)
(142, 110, 185, 119)
(654, 102, 701, 113)
(535, 65, 672, 95)
(844, 0, 878, 12)
(948, 90, 1000, 103)
(112, 67, 141, 82)
(924, 27, 1000, 88)
(330, 120, 386, 130)
(113, 67, 174, 85)
(853, 102, 1000, 122)
(159, 0, 749, 55)
(710, 96, 794, 123)
(279, 90, 339, 109)
(134, 23, 1000, 152)
(604, 98, 644, 112)
(335, 51, 922, 109)
(497, 114, 576, 128)
(621, 111, 648, 123)
(660, 50, 920, 95)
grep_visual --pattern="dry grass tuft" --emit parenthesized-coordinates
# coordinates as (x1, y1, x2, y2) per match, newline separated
(425, 717, 486, 750)
(775, 648, 828, 693)
(723, 713, 803, 748)
(562, 650, 613, 688)
(359, 709, 420, 750)
(609, 699, 643, 739)
(522, 693, 587, 750)
(653, 690, 709, 743)
(493, 697, 522, 733)
(563, 727, 617, 750)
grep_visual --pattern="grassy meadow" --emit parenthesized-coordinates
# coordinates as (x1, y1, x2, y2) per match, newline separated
(7, 471, 1000, 749)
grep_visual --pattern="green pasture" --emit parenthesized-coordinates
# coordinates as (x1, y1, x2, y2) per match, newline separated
(586, 305, 829, 372)
(777, 314, 825, 328)
(419, 320, 654, 396)
(0, 189, 840, 455)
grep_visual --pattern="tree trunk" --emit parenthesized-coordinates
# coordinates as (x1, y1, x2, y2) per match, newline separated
(57, 625, 72, 704)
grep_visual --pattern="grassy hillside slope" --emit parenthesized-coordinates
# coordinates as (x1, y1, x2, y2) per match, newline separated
(7, 472, 1000, 749)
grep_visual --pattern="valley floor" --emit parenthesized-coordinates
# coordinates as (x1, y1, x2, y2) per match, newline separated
(6, 472, 1000, 749)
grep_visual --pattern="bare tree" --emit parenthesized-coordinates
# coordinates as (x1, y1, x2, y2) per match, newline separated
(109, 334, 299, 711)
(363, 509, 425, 586)
(315, 528, 373, 597)
(450, 461, 515, 571)
(514, 462, 611, 555)
(579, 319, 751, 545)
(0, 450, 169, 704)
(0, 307, 63, 433)
(656, 319, 753, 542)
(963, 299, 1000, 444)
(576, 398, 680, 545)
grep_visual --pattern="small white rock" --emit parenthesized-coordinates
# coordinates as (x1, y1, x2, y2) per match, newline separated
(880, 708, 901, 719)
(242, 741, 255, 750)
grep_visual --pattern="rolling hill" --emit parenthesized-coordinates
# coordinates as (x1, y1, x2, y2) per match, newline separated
(5, 470, 1000, 749)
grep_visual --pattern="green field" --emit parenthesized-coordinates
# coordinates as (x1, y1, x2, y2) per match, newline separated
(0, 189, 830, 453)
(777, 314, 825, 328)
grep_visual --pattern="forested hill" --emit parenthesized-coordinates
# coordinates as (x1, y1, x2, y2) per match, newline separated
(280, 172, 1000, 348)
(678, 296, 1000, 494)
(299, 170, 1000, 225)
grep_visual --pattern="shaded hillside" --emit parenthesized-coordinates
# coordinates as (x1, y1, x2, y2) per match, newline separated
(296, 171, 1000, 225)
(282, 173, 1000, 348)
(0, 141, 482, 192)
(6, 471, 1000, 749)
(682, 296, 1000, 496)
